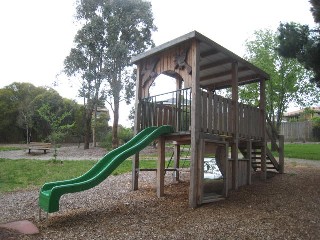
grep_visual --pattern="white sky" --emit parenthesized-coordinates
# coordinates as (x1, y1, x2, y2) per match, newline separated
(0, 0, 316, 126)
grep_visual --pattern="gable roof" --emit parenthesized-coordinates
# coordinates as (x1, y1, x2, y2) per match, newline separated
(132, 31, 269, 90)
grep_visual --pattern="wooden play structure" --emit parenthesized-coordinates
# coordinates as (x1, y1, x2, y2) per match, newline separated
(131, 31, 284, 208)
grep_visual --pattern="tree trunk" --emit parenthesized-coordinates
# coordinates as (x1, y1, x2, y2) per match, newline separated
(84, 108, 93, 149)
(92, 106, 97, 147)
(112, 100, 120, 149)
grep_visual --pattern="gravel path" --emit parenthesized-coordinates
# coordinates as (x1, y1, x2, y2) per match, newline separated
(1, 145, 320, 239)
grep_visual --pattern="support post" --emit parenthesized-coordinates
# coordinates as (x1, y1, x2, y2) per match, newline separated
(173, 143, 180, 182)
(133, 64, 142, 190)
(231, 61, 239, 190)
(279, 135, 284, 173)
(223, 142, 229, 198)
(157, 136, 165, 197)
(246, 139, 252, 185)
(189, 39, 201, 208)
(259, 78, 267, 180)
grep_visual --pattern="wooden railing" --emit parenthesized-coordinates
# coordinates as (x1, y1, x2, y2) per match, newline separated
(140, 88, 191, 132)
(266, 116, 284, 173)
(140, 88, 263, 140)
(200, 91, 263, 139)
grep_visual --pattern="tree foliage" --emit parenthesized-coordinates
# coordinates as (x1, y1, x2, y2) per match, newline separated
(241, 29, 320, 131)
(64, 0, 156, 149)
(277, 0, 320, 87)
(38, 104, 74, 161)
(0, 82, 84, 143)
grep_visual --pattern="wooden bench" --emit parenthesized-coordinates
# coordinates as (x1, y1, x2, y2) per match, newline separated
(28, 142, 51, 154)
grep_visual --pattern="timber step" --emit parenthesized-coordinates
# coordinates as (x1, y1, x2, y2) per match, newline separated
(239, 145, 280, 172)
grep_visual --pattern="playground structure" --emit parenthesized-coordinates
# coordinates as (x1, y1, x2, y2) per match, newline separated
(38, 31, 284, 214)
(131, 31, 284, 207)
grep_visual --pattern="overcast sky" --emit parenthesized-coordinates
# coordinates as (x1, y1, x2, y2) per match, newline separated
(0, 0, 316, 126)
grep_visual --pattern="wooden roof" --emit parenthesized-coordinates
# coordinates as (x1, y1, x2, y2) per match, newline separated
(132, 31, 269, 90)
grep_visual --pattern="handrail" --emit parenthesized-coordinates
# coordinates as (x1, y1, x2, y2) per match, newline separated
(265, 115, 284, 173)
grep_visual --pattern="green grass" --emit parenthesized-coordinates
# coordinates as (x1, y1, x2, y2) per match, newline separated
(0, 158, 184, 193)
(0, 146, 22, 151)
(283, 143, 320, 160)
(269, 143, 320, 160)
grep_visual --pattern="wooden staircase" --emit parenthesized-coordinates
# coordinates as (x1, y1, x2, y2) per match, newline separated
(239, 143, 280, 172)
(239, 117, 284, 173)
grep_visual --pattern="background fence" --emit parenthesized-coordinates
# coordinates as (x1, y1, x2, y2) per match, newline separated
(280, 121, 314, 142)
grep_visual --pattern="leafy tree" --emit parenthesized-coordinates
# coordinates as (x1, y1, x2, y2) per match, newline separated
(38, 104, 74, 162)
(6, 83, 46, 143)
(93, 111, 110, 142)
(0, 83, 49, 143)
(64, 0, 156, 149)
(277, 0, 320, 87)
(0, 88, 20, 142)
(241, 29, 320, 132)
(31, 88, 65, 140)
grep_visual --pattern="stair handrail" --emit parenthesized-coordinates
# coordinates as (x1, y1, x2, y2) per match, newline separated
(266, 116, 284, 173)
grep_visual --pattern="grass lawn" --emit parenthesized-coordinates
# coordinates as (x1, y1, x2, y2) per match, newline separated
(283, 143, 320, 160)
(1, 142, 318, 193)
(0, 158, 182, 193)
(0, 146, 22, 151)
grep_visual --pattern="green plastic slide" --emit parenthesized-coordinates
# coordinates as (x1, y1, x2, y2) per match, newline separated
(39, 125, 174, 213)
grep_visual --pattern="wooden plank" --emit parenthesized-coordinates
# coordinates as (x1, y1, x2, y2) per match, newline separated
(259, 79, 267, 180)
(218, 96, 223, 135)
(202, 91, 208, 132)
(223, 98, 228, 134)
(173, 144, 180, 182)
(213, 95, 218, 134)
(223, 142, 229, 197)
(231, 61, 239, 190)
(279, 135, 284, 174)
(133, 64, 142, 191)
(189, 39, 201, 208)
(247, 140, 252, 185)
(198, 139, 204, 204)
(157, 136, 165, 197)
(208, 91, 213, 133)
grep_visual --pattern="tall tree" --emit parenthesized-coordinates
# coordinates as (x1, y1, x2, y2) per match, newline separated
(277, 0, 320, 87)
(241, 29, 320, 132)
(64, 0, 156, 149)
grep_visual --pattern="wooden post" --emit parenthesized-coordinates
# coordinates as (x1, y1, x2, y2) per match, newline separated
(223, 142, 229, 198)
(231, 61, 239, 190)
(157, 136, 165, 197)
(189, 39, 201, 208)
(173, 143, 180, 182)
(246, 139, 252, 185)
(176, 78, 182, 131)
(132, 64, 142, 191)
(259, 78, 267, 180)
(279, 135, 284, 173)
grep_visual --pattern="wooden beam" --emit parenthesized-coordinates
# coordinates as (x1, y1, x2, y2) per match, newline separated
(199, 58, 232, 71)
(279, 135, 284, 174)
(189, 39, 201, 208)
(204, 74, 261, 91)
(157, 136, 165, 197)
(198, 139, 204, 204)
(200, 66, 249, 82)
(200, 49, 219, 58)
(231, 61, 239, 190)
(223, 142, 229, 197)
(259, 79, 267, 180)
(132, 64, 142, 191)
(247, 139, 252, 185)
(173, 144, 180, 182)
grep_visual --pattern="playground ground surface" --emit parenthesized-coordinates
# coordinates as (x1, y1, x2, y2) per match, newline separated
(0, 144, 319, 239)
